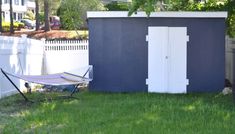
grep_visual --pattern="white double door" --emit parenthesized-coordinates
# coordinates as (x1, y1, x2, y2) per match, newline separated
(147, 27, 189, 93)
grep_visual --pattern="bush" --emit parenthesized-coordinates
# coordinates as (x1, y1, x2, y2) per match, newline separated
(2, 22, 25, 32)
(15, 22, 25, 29)
(105, 1, 129, 11)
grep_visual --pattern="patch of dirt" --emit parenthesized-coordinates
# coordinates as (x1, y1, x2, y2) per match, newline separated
(1, 29, 80, 40)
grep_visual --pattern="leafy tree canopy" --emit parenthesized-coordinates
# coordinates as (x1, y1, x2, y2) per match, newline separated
(105, 1, 129, 11)
(128, 0, 235, 37)
(38, 0, 61, 16)
(58, 0, 105, 30)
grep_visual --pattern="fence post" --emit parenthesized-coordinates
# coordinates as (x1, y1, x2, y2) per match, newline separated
(40, 38, 46, 75)
(21, 34, 27, 46)
(226, 36, 235, 86)
(41, 38, 46, 49)
(20, 34, 28, 52)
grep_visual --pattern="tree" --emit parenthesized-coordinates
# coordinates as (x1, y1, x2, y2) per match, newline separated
(44, 0, 50, 31)
(225, 0, 235, 37)
(128, 0, 235, 37)
(39, 0, 61, 15)
(35, 0, 40, 30)
(128, 0, 160, 16)
(9, 0, 14, 34)
(0, 0, 2, 32)
(49, 0, 61, 15)
(58, 0, 105, 30)
(105, 1, 129, 11)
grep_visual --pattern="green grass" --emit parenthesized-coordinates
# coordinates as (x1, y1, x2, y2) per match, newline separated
(0, 91, 235, 134)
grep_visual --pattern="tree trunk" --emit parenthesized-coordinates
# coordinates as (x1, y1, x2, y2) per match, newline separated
(9, 0, 14, 34)
(44, 0, 50, 31)
(35, 0, 40, 30)
(0, 0, 2, 32)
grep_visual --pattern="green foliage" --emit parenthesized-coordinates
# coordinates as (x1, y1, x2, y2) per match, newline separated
(49, 0, 61, 15)
(1, 92, 235, 133)
(166, 0, 192, 11)
(2, 22, 24, 32)
(58, 0, 105, 30)
(38, 0, 61, 16)
(128, 0, 235, 37)
(23, 10, 35, 20)
(39, 12, 45, 24)
(185, 0, 235, 37)
(105, 1, 129, 11)
(15, 22, 25, 29)
(128, 0, 159, 16)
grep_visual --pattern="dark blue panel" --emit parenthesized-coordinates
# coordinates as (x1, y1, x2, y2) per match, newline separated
(89, 17, 226, 93)
(185, 19, 225, 92)
(89, 18, 148, 92)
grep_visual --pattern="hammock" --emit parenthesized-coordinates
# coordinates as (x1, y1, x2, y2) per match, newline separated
(3, 70, 92, 86)
(0, 66, 93, 101)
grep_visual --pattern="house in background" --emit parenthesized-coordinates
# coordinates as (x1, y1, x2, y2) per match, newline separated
(1, 0, 35, 22)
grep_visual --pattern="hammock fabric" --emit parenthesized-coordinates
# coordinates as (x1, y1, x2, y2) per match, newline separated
(3, 71, 92, 86)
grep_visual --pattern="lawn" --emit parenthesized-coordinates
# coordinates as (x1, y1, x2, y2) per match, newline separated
(0, 91, 235, 134)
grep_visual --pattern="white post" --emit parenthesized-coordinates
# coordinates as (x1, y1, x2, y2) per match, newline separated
(20, 34, 28, 75)
(41, 38, 46, 75)
(21, 34, 28, 52)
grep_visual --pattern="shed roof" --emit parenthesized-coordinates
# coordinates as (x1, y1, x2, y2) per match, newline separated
(87, 11, 227, 18)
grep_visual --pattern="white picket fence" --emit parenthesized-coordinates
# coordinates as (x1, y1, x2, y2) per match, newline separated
(226, 36, 235, 85)
(42, 39, 89, 74)
(0, 36, 89, 99)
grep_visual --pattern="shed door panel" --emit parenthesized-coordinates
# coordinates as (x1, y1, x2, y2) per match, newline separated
(147, 27, 168, 93)
(147, 27, 188, 93)
(168, 27, 187, 93)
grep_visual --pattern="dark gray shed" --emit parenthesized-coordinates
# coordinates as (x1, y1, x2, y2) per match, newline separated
(87, 11, 227, 93)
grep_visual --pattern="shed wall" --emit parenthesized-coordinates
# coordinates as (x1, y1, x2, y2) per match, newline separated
(89, 17, 226, 92)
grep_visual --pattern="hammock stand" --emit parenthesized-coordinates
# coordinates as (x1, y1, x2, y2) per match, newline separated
(1, 67, 92, 101)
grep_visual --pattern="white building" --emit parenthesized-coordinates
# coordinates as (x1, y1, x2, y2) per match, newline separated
(2, 0, 35, 22)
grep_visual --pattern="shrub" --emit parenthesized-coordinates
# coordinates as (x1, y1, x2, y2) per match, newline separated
(15, 22, 25, 29)
(2, 22, 25, 32)
(105, 1, 129, 11)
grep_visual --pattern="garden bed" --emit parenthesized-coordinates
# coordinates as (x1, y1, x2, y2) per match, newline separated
(1, 30, 88, 40)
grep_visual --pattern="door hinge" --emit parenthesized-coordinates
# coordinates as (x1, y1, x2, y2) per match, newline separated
(186, 79, 189, 85)
(146, 35, 149, 42)
(186, 35, 189, 42)
(146, 78, 149, 85)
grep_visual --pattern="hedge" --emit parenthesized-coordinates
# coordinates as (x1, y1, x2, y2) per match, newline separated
(2, 22, 25, 32)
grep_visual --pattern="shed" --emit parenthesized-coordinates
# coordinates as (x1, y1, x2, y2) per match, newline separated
(87, 11, 228, 93)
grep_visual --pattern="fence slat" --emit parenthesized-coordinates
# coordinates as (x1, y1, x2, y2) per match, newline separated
(44, 40, 89, 51)
(226, 36, 235, 85)
(43, 39, 89, 74)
